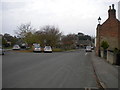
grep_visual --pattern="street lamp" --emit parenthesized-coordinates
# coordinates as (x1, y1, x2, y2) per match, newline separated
(98, 17, 101, 24)
(97, 17, 101, 57)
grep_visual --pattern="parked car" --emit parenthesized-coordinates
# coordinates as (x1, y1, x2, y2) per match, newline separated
(91, 46, 94, 50)
(33, 45, 42, 52)
(0, 46, 5, 55)
(85, 46, 92, 52)
(12, 45, 21, 50)
(44, 46, 52, 53)
(21, 43, 27, 49)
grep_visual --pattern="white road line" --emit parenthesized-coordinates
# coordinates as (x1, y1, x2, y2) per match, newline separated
(85, 53, 88, 56)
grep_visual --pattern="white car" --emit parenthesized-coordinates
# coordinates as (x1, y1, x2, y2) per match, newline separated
(33, 46, 42, 52)
(44, 46, 52, 53)
(12, 45, 21, 50)
(85, 46, 92, 52)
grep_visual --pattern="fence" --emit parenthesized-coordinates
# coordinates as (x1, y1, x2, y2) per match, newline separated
(107, 50, 120, 65)
(100, 50, 120, 65)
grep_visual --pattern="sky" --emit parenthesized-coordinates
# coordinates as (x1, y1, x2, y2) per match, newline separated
(0, 0, 120, 36)
(118, 1, 120, 21)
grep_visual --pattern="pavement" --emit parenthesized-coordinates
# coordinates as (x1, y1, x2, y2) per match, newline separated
(91, 52, 119, 89)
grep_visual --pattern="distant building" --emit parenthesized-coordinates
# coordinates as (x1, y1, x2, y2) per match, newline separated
(96, 4, 120, 56)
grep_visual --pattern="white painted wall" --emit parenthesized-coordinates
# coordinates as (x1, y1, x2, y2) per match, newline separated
(118, 1, 120, 20)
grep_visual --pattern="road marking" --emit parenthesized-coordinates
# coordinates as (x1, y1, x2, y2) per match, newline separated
(85, 53, 88, 56)
(85, 87, 98, 90)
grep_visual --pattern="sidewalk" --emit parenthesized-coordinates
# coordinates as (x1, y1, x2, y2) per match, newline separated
(91, 52, 119, 88)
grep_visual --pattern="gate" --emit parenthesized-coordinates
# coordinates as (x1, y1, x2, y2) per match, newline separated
(116, 53, 120, 65)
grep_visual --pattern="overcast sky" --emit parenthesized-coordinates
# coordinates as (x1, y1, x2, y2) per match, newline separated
(0, 0, 119, 36)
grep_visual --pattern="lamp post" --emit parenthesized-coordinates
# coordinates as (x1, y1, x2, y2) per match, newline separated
(98, 17, 101, 57)
(98, 17, 101, 25)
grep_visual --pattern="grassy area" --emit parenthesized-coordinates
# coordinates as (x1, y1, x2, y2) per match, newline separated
(52, 48, 76, 52)
(65, 49, 76, 51)
(52, 48, 64, 52)
(13, 48, 77, 53)
(13, 49, 33, 53)
(12, 48, 33, 53)
(16, 48, 64, 52)
(4, 47, 12, 49)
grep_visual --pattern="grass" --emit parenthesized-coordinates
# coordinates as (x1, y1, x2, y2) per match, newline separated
(3, 47, 12, 49)
(17, 48, 64, 53)
(52, 48, 76, 52)
(52, 48, 64, 52)
(12, 48, 77, 53)
(13, 49, 33, 53)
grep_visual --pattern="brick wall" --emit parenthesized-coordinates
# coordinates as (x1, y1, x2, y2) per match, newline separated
(99, 18, 119, 50)
(95, 4, 120, 65)
(118, 22, 120, 49)
(96, 4, 120, 53)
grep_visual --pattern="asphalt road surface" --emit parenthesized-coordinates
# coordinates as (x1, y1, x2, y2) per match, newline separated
(3, 50, 98, 88)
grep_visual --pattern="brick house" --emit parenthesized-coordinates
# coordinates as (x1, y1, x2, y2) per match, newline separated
(118, 1, 120, 21)
(96, 4, 120, 57)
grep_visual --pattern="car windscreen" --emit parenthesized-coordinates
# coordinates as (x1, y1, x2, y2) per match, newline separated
(45, 46, 51, 49)
(14, 45, 19, 48)
(86, 46, 91, 49)
(35, 46, 40, 48)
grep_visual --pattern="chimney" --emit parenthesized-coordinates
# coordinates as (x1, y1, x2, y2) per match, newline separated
(108, 4, 116, 19)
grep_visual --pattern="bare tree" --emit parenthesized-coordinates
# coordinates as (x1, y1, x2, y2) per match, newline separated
(36, 25, 62, 47)
(15, 23, 35, 38)
(15, 24, 62, 47)
(15, 23, 37, 46)
(61, 34, 77, 49)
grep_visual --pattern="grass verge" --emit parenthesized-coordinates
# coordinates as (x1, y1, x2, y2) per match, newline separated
(13, 48, 77, 53)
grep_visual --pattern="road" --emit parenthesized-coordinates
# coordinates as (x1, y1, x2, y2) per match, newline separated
(2, 50, 98, 88)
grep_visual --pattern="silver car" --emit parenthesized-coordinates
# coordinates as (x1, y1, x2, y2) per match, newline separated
(33, 46, 42, 52)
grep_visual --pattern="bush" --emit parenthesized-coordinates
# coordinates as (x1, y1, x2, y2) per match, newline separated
(114, 48, 120, 54)
(101, 41, 109, 50)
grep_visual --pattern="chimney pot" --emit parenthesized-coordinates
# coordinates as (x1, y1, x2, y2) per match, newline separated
(112, 4, 114, 9)
(109, 6, 111, 9)
(108, 4, 116, 19)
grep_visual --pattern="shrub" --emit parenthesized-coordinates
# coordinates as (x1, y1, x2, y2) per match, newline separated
(101, 41, 109, 50)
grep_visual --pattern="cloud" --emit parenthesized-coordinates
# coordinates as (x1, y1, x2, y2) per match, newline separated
(2, 2, 26, 11)
(1, 0, 119, 36)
